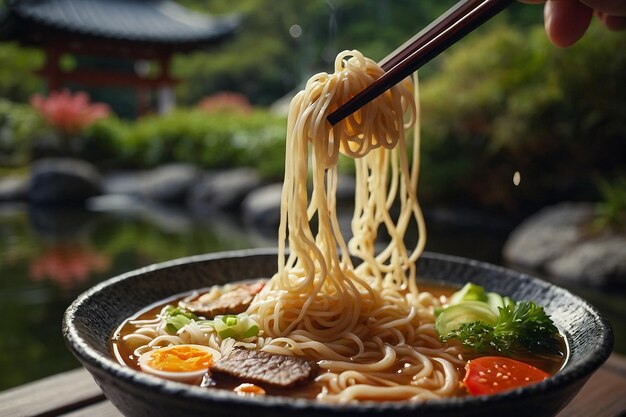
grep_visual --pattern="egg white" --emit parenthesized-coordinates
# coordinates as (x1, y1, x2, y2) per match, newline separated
(138, 344, 221, 383)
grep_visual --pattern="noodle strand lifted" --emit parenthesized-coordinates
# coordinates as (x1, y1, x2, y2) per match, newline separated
(245, 50, 463, 402)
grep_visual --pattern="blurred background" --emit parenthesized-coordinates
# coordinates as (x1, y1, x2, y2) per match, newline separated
(0, 0, 624, 392)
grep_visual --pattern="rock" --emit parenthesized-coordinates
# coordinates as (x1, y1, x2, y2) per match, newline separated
(104, 164, 201, 202)
(242, 183, 283, 229)
(189, 168, 262, 211)
(504, 202, 626, 285)
(546, 235, 626, 286)
(503, 203, 593, 269)
(140, 200, 194, 233)
(103, 166, 263, 209)
(0, 177, 29, 201)
(139, 164, 200, 202)
(86, 194, 143, 213)
(102, 170, 146, 196)
(29, 158, 102, 205)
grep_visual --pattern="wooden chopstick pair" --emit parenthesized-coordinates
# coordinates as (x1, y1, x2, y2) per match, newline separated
(327, 0, 514, 126)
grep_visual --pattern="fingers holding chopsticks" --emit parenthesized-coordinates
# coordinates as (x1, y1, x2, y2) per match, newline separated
(521, 0, 626, 47)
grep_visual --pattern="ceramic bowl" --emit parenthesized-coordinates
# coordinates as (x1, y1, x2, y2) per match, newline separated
(63, 249, 613, 417)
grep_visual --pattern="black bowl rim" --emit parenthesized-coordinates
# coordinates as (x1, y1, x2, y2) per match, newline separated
(63, 248, 614, 413)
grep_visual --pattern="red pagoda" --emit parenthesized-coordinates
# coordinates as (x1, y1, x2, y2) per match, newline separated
(0, 0, 240, 115)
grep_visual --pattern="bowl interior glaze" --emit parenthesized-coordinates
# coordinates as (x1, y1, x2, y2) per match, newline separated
(63, 249, 613, 417)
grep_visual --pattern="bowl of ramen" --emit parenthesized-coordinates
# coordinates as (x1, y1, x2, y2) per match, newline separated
(63, 249, 612, 417)
(64, 50, 611, 416)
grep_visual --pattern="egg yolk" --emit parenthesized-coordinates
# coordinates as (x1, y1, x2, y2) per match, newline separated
(148, 346, 213, 372)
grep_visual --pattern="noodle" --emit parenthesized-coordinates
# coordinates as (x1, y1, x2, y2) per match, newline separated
(245, 50, 462, 402)
(122, 50, 465, 402)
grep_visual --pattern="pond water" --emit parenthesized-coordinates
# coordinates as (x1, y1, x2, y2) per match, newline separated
(0, 201, 623, 391)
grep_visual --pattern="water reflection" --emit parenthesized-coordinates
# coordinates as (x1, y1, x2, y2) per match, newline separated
(22, 206, 110, 289)
(29, 206, 97, 240)
(29, 242, 110, 289)
(0, 200, 272, 391)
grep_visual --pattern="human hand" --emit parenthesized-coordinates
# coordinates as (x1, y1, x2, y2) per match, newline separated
(521, 0, 626, 47)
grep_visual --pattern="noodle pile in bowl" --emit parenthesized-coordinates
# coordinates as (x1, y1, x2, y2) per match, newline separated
(124, 50, 465, 402)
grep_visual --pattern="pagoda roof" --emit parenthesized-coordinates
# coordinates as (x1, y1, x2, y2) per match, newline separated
(0, 0, 240, 47)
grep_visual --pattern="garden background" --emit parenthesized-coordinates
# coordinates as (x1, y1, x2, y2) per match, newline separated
(0, 0, 624, 391)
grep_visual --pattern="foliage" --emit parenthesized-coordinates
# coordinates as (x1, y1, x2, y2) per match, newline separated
(78, 116, 128, 165)
(0, 99, 47, 165)
(418, 22, 626, 211)
(174, 0, 299, 106)
(86, 109, 287, 178)
(173, 0, 541, 107)
(1, 95, 286, 177)
(30, 90, 111, 136)
(592, 177, 626, 233)
(0, 43, 43, 102)
(173, 0, 459, 106)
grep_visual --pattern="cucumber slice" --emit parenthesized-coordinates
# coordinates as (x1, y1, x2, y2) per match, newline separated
(487, 292, 515, 310)
(449, 283, 489, 305)
(487, 292, 505, 310)
(436, 301, 499, 336)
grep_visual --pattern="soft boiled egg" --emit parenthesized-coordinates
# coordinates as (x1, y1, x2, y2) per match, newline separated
(138, 344, 221, 383)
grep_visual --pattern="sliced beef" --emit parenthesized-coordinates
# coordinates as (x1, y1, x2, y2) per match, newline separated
(181, 281, 265, 318)
(210, 348, 318, 388)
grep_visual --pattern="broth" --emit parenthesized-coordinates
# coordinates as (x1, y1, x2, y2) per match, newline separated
(110, 280, 567, 400)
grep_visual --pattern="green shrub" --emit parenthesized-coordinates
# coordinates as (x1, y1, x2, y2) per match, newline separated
(419, 22, 626, 211)
(80, 116, 128, 165)
(0, 97, 287, 177)
(118, 109, 287, 177)
(0, 99, 47, 166)
(0, 43, 43, 102)
(592, 177, 626, 233)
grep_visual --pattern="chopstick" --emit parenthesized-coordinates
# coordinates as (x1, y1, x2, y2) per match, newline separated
(327, 0, 514, 126)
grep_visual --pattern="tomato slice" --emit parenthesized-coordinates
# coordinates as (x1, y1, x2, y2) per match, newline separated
(463, 356, 550, 395)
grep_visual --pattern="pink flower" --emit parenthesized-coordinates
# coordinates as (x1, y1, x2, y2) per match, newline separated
(198, 91, 252, 114)
(30, 89, 110, 135)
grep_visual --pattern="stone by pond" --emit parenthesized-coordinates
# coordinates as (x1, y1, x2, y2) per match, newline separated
(23, 158, 355, 235)
(103, 163, 201, 201)
(0, 176, 29, 202)
(29, 158, 102, 204)
(504, 203, 626, 286)
(242, 183, 284, 230)
(189, 168, 263, 211)
(3, 158, 624, 287)
(0, 158, 284, 228)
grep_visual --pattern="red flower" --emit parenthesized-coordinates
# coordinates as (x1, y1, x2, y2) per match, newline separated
(198, 91, 252, 114)
(30, 89, 110, 135)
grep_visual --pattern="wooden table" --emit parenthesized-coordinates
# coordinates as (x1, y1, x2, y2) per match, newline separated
(2, 353, 625, 417)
